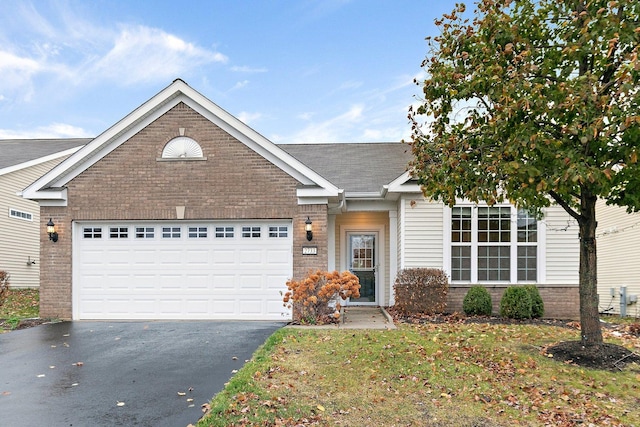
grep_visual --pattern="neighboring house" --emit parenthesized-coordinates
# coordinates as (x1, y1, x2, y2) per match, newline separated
(22, 79, 580, 321)
(596, 199, 640, 317)
(0, 139, 88, 289)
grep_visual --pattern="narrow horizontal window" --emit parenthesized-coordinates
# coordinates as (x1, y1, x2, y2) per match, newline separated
(269, 226, 288, 238)
(215, 226, 234, 238)
(135, 227, 155, 239)
(83, 227, 102, 239)
(9, 208, 33, 221)
(242, 226, 261, 238)
(109, 227, 129, 238)
(188, 227, 207, 238)
(162, 227, 181, 238)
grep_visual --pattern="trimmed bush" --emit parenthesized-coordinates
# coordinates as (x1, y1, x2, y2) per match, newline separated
(462, 286, 493, 316)
(500, 286, 533, 319)
(523, 285, 544, 318)
(393, 268, 448, 315)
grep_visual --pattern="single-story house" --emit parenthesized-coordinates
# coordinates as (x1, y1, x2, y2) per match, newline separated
(595, 199, 640, 317)
(0, 139, 88, 289)
(22, 79, 580, 320)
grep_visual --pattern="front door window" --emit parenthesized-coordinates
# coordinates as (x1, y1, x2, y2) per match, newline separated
(349, 233, 376, 303)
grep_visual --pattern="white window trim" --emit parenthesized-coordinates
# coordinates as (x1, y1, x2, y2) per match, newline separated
(8, 207, 33, 221)
(443, 203, 546, 284)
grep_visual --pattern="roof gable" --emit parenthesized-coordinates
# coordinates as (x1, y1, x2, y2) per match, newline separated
(22, 79, 339, 204)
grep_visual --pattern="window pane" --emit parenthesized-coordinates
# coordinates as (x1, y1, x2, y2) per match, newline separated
(215, 226, 234, 238)
(518, 246, 537, 281)
(451, 246, 471, 281)
(162, 227, 181, 238)
(517, 209, 537, 242)
(135, 227, 154, 238)
(188, 227, 207, 238)
(478, 206, 510, 243)
(452, 207, 471, 243)
(478, 246, 510, 281)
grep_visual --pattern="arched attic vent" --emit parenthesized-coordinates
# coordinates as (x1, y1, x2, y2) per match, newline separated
(161, 136, 204, 159)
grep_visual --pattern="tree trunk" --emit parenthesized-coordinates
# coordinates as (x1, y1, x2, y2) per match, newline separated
(578, 190, 603, 346)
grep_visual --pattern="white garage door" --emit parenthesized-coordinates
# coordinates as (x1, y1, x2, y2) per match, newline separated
(73, 221, 292, 320)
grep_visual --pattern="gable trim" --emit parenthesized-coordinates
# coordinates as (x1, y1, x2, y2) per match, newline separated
(22, 79, 340, 205)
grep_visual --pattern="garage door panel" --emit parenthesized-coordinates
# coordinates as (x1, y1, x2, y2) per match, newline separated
(212, 250, 235, 264)
(239, 275, 262, 289)
(75, 221, 292, 320)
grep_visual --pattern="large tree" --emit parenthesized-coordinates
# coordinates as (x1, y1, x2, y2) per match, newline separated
(409, 0, 640, 346)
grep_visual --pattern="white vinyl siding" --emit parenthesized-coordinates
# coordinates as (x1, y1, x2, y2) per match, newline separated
(397, 199, 578, 286)
(596, 199, 640, 316)
(0, 159, 65, 288)
(401, 198, 444, 269)
(544, 205, 579, 284)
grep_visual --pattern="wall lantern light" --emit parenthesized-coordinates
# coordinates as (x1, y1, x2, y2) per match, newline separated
(305, 217, 313, 241)
(47, 218, 58, 243)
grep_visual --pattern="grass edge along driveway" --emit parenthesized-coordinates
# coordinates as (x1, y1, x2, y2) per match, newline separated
(196, 322, 640, 427)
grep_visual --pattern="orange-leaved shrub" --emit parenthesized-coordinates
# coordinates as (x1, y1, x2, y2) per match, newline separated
(393, 268, 448, 315)
(283, 270, 360, 324)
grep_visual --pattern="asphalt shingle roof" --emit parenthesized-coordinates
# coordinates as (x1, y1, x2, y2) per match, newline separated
(0, 138, 91, 171)
(279, 142, 413, 194)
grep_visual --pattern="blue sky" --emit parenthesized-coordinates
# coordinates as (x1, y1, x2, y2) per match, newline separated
(0, 1, 458, 143)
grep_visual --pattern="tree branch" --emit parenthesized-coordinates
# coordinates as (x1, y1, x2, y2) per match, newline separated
(549, 190, 582, 222)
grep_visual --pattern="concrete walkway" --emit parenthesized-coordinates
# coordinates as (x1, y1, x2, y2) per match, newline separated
(288, 306, 396, 330)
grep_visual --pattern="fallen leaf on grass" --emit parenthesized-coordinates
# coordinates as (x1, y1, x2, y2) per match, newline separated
(317, 405, 325, 411)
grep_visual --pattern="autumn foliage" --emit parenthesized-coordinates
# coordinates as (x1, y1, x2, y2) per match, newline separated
(0, 271, 9, 308)
(283, 270, 360, 324)
(393, 268, 448, 315)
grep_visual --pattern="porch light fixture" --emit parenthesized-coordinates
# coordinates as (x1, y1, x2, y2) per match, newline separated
(305, 217, 313, 241)
(47, 218, 58, 243)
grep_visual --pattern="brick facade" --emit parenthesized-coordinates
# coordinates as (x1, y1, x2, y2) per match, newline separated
(40, 103, 327, 319)
(446, 284, 580, 319)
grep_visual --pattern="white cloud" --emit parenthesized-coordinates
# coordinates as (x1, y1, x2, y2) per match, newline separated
(237, 111, 263, 125)
(231, 65, 268, 73)
(230, 80, 250, 91)
(0, 123, 92, 139)
(289, 105, 364, 143)
(88, 25, 228, 85)
(297, 112, 315, 121)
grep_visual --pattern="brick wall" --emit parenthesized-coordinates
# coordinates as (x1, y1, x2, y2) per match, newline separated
(446, 284, 580, 319)
(40, 102, 325, 319)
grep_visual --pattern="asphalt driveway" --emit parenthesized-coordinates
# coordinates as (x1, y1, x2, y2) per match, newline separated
(0, 320, 283, 427)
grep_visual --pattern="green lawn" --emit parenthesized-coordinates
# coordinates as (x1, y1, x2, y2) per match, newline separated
(198, 322, 640, 427)
(0, 288, 39, 330)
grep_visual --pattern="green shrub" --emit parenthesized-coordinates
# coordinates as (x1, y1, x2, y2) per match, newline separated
(500, 286, 532, 319)
(393, 268, 448, 315)
(462, 286, 493, 316)
(523, 285, 544, 318)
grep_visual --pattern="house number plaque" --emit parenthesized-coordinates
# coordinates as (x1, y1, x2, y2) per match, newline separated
(302, 246, 318, 255)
